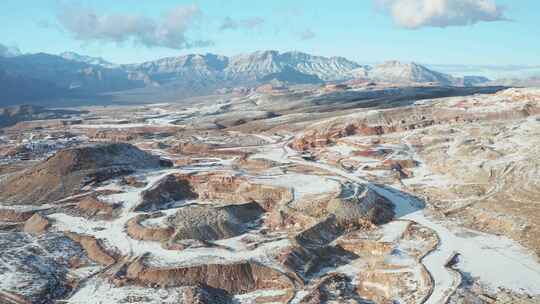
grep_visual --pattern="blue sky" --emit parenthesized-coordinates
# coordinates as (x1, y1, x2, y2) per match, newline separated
(0, 0, 538, 65)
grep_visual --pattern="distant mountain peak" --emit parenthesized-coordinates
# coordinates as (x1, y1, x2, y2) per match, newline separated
(60, 52, 117, 68)
(369, 60, 457, 85)
(0, 43, 21, 58)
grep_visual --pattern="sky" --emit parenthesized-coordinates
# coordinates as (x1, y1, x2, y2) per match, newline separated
(0, 0, 538, 65)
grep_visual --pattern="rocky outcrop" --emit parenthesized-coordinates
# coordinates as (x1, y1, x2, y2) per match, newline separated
(233, 157, 281, 172)
(125, 256, 294, 293)
(280, 242, 358, 279)
(295, 215, 348, 248)
(167, 202, 265, 242)
(181, 284, 234, 304)
(327, 186, 395, 226)
(75, 196, 120, 219)
(65, 232, 116, 266)
(290, 108, 431, 151)
(276, 216, 361, 279)
(298, 273, 365, 304)
(0, 291, 33, 304)
(0, 208, 37, 222)
(337, 233, 395, 257)
(190, 173, 293, 211)
(135, 174, 198, 212)
(277, 184, 394, 235)
(126, 213, 175, 242)
(135, 172, 293, 212)
(128, 202, 265, 244)
(0, 143, 170, 205)
(23, 213, 50, 235)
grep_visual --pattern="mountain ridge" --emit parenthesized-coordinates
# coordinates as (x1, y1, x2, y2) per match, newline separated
(60, 52, 117, 69)
(0, 50, 489, 105)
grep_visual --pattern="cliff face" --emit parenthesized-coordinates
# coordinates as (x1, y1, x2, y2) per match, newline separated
(125, 257, 295, 294)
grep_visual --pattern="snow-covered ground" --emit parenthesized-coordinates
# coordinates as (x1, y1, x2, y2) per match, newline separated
(49, 167, 291, 270)
(252, 139, 540, 303)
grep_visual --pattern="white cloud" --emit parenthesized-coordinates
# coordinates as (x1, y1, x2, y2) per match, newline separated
(376, 0, 507, 29)
(300, 29, 316, 40)
(57, 4, 212, 49)
(219, 17, 265, 31)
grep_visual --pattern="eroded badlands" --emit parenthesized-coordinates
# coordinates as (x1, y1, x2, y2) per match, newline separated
(1, 85, 540, 303)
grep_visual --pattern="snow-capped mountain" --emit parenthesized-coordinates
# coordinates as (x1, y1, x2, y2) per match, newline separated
(128, 50, 363, 84)
(60, 52, 117, 68)
(129, 53, 228, 84)
(0, 50, 488, 105)
(367, 61, 458, 85)
(224, 50, 362, 81)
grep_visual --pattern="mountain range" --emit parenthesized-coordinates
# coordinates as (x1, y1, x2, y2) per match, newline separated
(0, 50, 490, 106)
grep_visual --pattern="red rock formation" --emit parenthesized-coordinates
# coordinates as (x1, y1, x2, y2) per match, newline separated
(291, 102, 540, 151)
(126, 214, 175, 242)
(77, 196, 118, 219)
(65, 232, 116, 266)
(134, 174, 198, 212)
(0, 208, 36, 222)
(0, 143, 169, 205)
(0, 291, 32, 304)
(125, 256, 294, 294)
(23, 213, 50, 235)
(141, 172, 293, 212)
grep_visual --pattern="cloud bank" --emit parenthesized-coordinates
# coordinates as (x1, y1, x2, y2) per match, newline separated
(376, 0, 507, 29)
(57, 4, 212, 49)
(219, 17, 265, 31)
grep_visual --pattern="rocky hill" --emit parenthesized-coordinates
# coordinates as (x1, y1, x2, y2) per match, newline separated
(0, 143, 171, 205)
